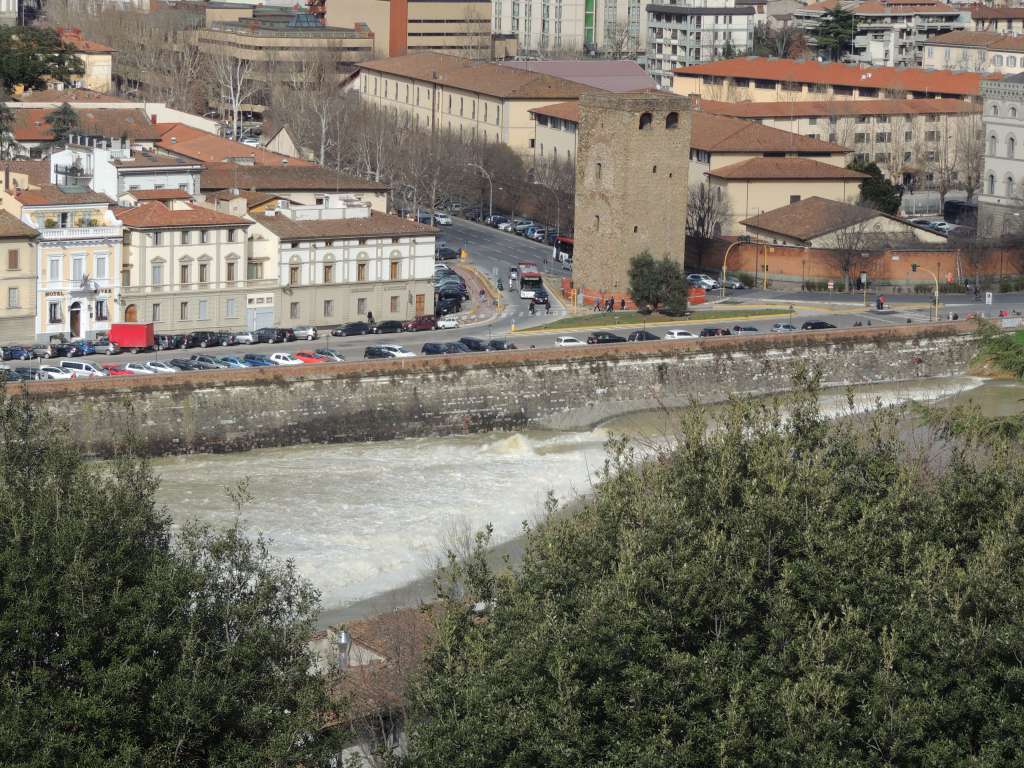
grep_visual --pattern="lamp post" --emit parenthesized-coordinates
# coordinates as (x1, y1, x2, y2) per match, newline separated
(912, 262, 939, 322)
(466, 162, 493, 220)
(531, 181, 560, 264)
(721, 236, 750, 298)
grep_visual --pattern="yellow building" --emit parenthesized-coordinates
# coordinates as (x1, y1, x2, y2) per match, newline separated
(357, 52, 592, 151)
(0, 211, 39, 343)
(59, 29, 114, 94)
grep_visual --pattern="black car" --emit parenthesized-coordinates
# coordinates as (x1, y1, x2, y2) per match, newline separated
(168, 358, 200, 371)
(587, 332, 627, 344)
(278, 328, 297, 342)
(699, 328, 732, 337)
(801, 321, 837, 331)
(153, 334, 176, 351)
(332, 322, 372, 337)
(13, 366, 42, 380)
(530, 290, 550, 306)
(435, 298, 462, 316)
(254, 327, 291, 343)
(487, 339, 517, 351)
(170, 334, 189, 349)
(373, 320, 405, 334)
(364, 345, 395, 359)
(186, 331, 222, 348)
(0, 368, 29, 382)
(459, 337, 488, 352)
(422, 342, 470, 355)
(627, 330, 660, 342)
(732, 325, 759, 335)
(436, 246, 459, 261)
(421, 342, 447, 355)
(215, 331, 240, 346)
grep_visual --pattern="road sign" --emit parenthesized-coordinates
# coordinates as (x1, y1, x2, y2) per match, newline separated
(985, 292, 993, 306)
(827, 281, 834, 291)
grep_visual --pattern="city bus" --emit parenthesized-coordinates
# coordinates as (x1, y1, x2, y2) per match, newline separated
(518, 262, 544, 299)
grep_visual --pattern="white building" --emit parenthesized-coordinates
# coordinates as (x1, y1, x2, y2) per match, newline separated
(493, 0, 646, 55)
(978, 72, 1024, 238)
(50, 145, 203, 201)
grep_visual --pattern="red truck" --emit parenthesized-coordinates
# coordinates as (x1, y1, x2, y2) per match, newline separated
(109, 322, 155, 353)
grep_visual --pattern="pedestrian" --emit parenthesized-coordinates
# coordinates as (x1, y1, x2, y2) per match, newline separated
(605, 298, 613, 312)
(529, 303, 536, 315)
(593, 297, 601, 312)
(619, 298, 626, 311)
(544, 299, 551, 314)
(367, 310, 374, 325)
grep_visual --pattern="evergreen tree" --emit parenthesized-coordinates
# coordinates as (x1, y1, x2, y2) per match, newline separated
(814, 7, 857, 61)
(45, 103, 78, 145)
(0, 102, 14, 161)
(628, 251, 689, 313)
(849, 158, 903, 214)
(0, 27, 84, 95)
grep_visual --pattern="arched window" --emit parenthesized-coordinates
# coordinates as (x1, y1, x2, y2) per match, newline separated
(1013, 107, 1019, 118)
(994, 54, 1005, 67)
(639, 112, 653, 130)
(124, 304, 137, 322)
(988, 174, 996, 194)
(594, 214, 600, 231)
(992, 104, 1000, 117)
(595, 162, 602, 180)
(990, 134, 998, 155)
(665, 111, 679, 129)
(1007, 175, 1015, 197)
(1010, 56, 1018, 68)
(1009, 135, 1017, 158)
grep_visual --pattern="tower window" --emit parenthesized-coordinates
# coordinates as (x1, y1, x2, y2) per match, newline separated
(666, 111, 679, 129)
(596, 162, 602, 180)
(594, 215, 600, 231)
(639, 112, 653, 130)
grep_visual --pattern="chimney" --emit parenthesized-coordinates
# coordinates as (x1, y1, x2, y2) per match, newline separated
(150, 114, 157, 124)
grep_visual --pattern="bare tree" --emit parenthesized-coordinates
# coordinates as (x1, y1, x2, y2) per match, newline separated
(207, 51, 260, 140)
(817, 217, 880, 290)
(687, 182, 731, 267)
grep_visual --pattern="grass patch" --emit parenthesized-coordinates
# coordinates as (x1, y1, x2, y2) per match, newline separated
(978, 325, 1024, 378)
(531, 308, 789, 332)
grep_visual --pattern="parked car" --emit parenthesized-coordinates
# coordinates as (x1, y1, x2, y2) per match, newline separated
(67, 340, 97, 357)
(294, 351, 326, 363)
(2, 345, 33, 360)
(732, 325, 759, 335)
(169, 334, 189, 349)
(587, 331, 627, 344)
(664, 329, 699, 340)
(143, 360, 178, 374)
(365, 344, 416, 359)
(687, 273, 720, 290)
(269, 352, 303, 366)
(722, 277, 746, 290)
(31, 342, 68, 359)
(435, 298, 462, 316)
(435, 245, 459, 261)
(315, 348, 345, 362)
(699, 328, 732, 337)
(186, 331, 220, 349)
(13, 366, 43, 380)
(123, 362, 155, 374)
(101, 364, 134, 376)
(800, 321, 836, 331)
(555, 336, 585, 347)
(59, 359, 107, 377)
(153, 334, 177, 351)
(487, 339, 517, 351)
(168, 358, 200, 371)
(186, 358, 220, 371)
(486, 214, 509, 227)
(37, 365, 76, 379)
(436, 316, 460, 330)
(528, 228, 548, 241)
(235, 330, 256, 345)
(0, 367, 31, 382)
(215, 331, 240, 346)
(332, 321, 372, 337)
(416, 210, 433, 224)
(254, 327, 291, 343)
(771, 323, 798, 333)
(217, 356, 250, 368)
(512, 219, 536, 235)
(242, 354, 274, 367)
(190, 354, 228, 368)
(459, 337, 488, 351)
(433, 211, 453, 226)
(627, 330, 660, 342)
(93, 338, 120, 355)
(293, 325, 318, 341)
(403, 315, 436, 332)
(373, 320, 406, 334)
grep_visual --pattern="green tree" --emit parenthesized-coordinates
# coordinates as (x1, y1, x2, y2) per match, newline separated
(0, 101, 14, 161)
(0, 27, 84, 95)
(406, 381, 1024, 767)
(849, 158, 903, 214)
(0, 396, 342, 766)
(814, 7, 857, 61)
(628, 251, 688, 313)
(45, 102, 78, 145)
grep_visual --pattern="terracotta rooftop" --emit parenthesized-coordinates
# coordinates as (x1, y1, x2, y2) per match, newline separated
(698, 97, 981, 117)
(359, 52, 595, 99)
(740, 196, 916, 241)
(529, 101, 582, 121)
(13, 106, 164, 142)
(111, 151, 203, 169)
(929, 30, 1024, 52)
(254, 210, 435, 239)
(123, 189, 192, 201)
(154, 122, 311, 167)
(971, 5, 1024, 19)
(57, 27, 114, 54)
(13, 88, 125, 103)
(3, 159, 50, 187)
(201, 163, 387, 193)
(0, 210, 39, 239)
(115, 201, 249, 229)
(674, 56, 994, 96)
(500, 59, 657, 92)
(708, 157, 868, 180)
(16, 185, 113, 206)
(691, 112, 850, 153)
(207, 189, 285, 208)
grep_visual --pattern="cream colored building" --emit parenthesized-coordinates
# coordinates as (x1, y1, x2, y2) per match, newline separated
(249, 203, 437, 326)
(0, 186, 123, 341)
(115, 201, 255, 333)
(327, 0, 494, 59)
(59, 29, 115, 94)
(357, 52, 592, 151)
(200, 163, 389, 211)
(925, 31, 1024, 75)
(0, 211, 39, 343)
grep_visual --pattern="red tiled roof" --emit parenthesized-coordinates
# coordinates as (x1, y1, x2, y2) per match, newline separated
(708, 157, 868, 180)
(115, 201, 249, 229)
(13, 88, 125, 103)
(929, 30, 1024, 52)
(3, 159, 50, 187)
(698, 97, 981, 117)
(12, 109, 53, 142)
(56, 27, 114, 54)
(674, 56, 995, 96)
(0, 210, 39, 239)
(16, 185, 113, 206)
(124, 189, 192, 201)
(529, 101, 581, 121)
(738, 196, 931, 242)
(13, 107, 163, 142)
(254, 210, 435, 239)
(154, 122, 312, 167)
(971, 4, 1024, 20)
(691, 112, 849, 153)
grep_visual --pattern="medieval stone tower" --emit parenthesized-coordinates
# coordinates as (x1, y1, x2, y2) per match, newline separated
(571, 90, 691, 302)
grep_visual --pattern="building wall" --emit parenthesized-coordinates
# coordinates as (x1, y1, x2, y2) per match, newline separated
(534, 117, 578, 164)
(925, 42, 1024, 74)
(978, 78, 1024, 238)
(674, 74, 974, 103)
(710, 177, 863, 235)
(71, 52, 114, 94)
(492, 0, 588, 53)
(646, 6, 758, 89)
(327, 0, 492, 57)
(573, 91, 691, 297)
(0, 235, 38, 343)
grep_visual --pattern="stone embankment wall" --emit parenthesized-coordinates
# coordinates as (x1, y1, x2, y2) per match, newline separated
(13, 322, 979, 457)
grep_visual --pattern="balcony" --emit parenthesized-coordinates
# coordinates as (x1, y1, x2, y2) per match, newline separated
(37, 226, 122, 241)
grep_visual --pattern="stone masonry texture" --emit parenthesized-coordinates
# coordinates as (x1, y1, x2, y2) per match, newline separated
(572, 90, 692, 298)
(11, 323, 979, 458)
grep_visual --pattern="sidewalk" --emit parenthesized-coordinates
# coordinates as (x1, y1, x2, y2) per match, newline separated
(453, 264, 499, 326)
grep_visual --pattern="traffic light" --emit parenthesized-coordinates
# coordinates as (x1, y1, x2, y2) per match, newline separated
(911, 263, 919, 272)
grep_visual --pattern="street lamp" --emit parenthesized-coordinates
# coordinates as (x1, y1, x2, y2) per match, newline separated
(721, 235, 750, 299)
(911, 262, 939, 322)
(466, 162, 493, 220)
(531, 180, 560, 263)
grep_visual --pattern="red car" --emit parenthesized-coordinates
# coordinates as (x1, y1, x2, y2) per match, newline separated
(102, 364, 135, 376)
(295, 351, 326, 364)
(403, 315, 436, 332)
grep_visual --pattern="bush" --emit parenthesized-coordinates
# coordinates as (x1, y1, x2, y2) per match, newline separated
(731, 271, 755, 288)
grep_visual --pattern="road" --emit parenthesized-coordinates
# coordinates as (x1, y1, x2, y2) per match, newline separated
(12, 219, 1024, 376)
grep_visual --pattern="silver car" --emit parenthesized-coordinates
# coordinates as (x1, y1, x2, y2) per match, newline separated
(293, 325, 318, 341)
(234, 330, 256, 345)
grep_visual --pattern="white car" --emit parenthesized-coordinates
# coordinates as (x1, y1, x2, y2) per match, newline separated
(555, 336, 585, 347)
(241, 137, 261, 147)
(772, 323, 798, 333)
(270, 352, 303, 366)
(235, 331, 256, 345)
(123, 362, 155, 375)
(436, 317, 460, 330)
(433, 211, 453, 225)
(37, 365, 75, 380)
(379, 344, 417, 358)
(663, 329, 699, 340)
(145, 361, 178, 374)
(687, 273, 720, 290)
(59, 360, 107, 377)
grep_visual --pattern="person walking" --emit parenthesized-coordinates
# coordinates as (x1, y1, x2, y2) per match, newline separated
(619, 298, 626, 311)
(367, 310, 375, 325)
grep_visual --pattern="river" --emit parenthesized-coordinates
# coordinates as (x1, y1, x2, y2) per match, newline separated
(153, 376, 1016, 625)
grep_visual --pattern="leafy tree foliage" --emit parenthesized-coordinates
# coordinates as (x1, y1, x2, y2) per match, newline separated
(0, 27, 84, 95)
(0, 397, 340, 766)
(628, 251, 688, 313)
(45, 102, 79, 145)
(849, 158, 903, 215)
(407, 381, 1024, 767)
(813, 8, 857, 61)
(0, 101, 14, 161)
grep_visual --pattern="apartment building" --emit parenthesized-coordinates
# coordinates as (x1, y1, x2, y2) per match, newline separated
(491, 0, 647, 56)
(50, 144, 204, 201)
(249, 204, 437, 326)
(357, 52, 592, 151)
(794, 0, 967, 69)
(969, 6, 1024, 35)
(0, 211, 39, 342)
(0, 186, 123, 341)
(11, 106, 163, 159)
(978, 72, 1024, 237)
(326, 0, 496, 59)
(672, 56, 991, 101)
(646, 0, 765, 89)
(697, 97, 982, 185)
(57, 28, 115, 93)
(925, 30, 1024, 74)
(199, 163, 389, 211)
(115, 202, 255, 332)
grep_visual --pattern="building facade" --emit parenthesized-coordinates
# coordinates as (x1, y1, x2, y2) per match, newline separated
(969, 6, 1024, 35)
(925, 30, 1024, 74)
(978, 73, 1024, 238)
(572, 91, 691, 300)
(0, 211, 39, 342)
(58, 28, 115, 93)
